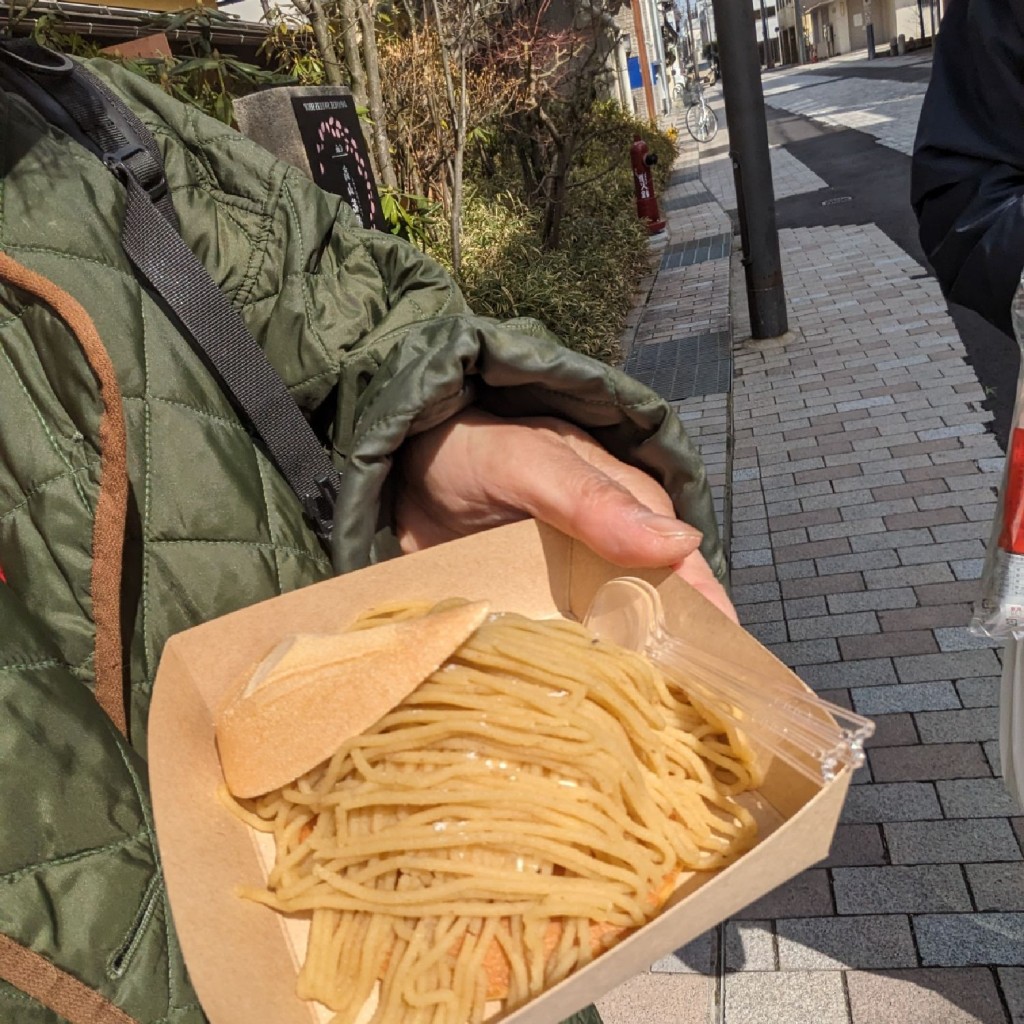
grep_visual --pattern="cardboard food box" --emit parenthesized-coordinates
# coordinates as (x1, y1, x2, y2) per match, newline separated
(149, 520, 852, 1024)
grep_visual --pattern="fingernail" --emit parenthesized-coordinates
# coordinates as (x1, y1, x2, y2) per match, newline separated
(637, 511, 703, 541)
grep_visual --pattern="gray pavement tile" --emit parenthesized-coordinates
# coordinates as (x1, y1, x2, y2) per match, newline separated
(596, 971, 713, 1024)
(966, 863, 1024, 912)
(784, 596, 828, 619)
(787, 612, 880, 640)
(932, 521, 994, 543)
(806, 518, 886, 542)
(746, 620, 788, 645)
(852, 682, 961, 716)
(884, 819, 1023, 864)
(832, 864, 972, 914)
(869, 743, 990, 782)
(902, 541, 987, 566)
(840, 782, 941, 824)
(800, 659, 897, 691)
(827, 589, 917, 613)
(986, 740, 1002, 776)
(766, 638, 840, 668)
(914, 913, 1024, 967)
(877, 604, 974, 632)
(840, 631, 939, 660)
(776, 915, 918, 970)
(733, 869, 834, 920)
(733, 582, 783, 605)
(952, 558, 987, 581)
(652, 928, 716, 975)
(894, 650, 1002, 683)
(776, 560, 818, 581)
(915, 708, 1001, 744)
(822, 824, 888, 868)
(724, 920, 776, 972)
(999, 967, 1024, 1023)
(781, 572, 866, 600)
(867, 714, 920, 748)
(864, 564, 957, 589)
(937, 779, 1023, 818)
(845, 968, 1010, 1024)
(737, 600, 784, 625)
(723, 970, 850, 1024)
(957, 677, 1002, 707)
(732, 549, 774, 569)
(934, 626, 999, 652)
(849, 527, 933, 552)
(731, 565, 777, 584)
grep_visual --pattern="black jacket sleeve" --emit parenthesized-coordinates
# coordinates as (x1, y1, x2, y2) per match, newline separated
(911, 0, 1024, 338)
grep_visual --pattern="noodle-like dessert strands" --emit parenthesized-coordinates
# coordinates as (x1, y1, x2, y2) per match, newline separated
(229, 601, 762, 1024)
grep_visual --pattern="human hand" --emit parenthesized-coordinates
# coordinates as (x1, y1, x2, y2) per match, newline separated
(394, 408, 737, 621)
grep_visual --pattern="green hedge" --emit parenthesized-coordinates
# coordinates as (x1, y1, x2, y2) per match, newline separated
(450, 105, 679, 365)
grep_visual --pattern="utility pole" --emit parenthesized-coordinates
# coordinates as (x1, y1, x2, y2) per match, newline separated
(865, 0, 875, 58)
(758, 0, 773, 68)
(711, 0, 788, 338)
(685, 0, 696, 74)
(631, 0, 657, 121)
(793, 0, 806, 62)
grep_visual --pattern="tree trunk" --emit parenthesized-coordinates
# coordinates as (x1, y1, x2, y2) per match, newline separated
(430, 0, 464, 272)
(359, 0, 399, 190)
(449, 56, 468, 275)
(541, 136, 573, 250)
(294, 0, 345, 86)
(338, 0, 369, 107)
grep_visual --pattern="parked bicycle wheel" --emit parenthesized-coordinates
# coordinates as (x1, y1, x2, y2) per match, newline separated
(685, 102, 718, 143)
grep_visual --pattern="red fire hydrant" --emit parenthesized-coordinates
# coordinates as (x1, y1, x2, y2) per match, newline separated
(631, 136, 666, 235)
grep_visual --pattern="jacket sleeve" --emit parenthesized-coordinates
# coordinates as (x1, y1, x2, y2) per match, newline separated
(911, 0, 1024, 338)
(87, 61, 726, 583)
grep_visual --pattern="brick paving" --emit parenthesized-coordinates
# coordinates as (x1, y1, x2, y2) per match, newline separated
(597, 54, 1024, 1024)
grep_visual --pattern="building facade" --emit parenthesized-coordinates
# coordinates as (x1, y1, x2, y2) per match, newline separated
(800, 0, 940, 59)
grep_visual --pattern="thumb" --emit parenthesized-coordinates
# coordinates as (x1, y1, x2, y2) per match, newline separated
(512, 442, 703, 568)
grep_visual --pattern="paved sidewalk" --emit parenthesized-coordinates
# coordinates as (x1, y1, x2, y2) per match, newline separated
(597, 80, 1024, 1024)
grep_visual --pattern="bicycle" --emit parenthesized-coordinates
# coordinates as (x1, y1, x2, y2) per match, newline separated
(684, 83, 718, 143)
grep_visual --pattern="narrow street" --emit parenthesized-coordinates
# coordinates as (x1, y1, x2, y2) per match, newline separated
(598, 50, 1024, 1024)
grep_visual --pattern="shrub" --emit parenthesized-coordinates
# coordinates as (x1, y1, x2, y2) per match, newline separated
(444, 102, 678, 365)
(450, 186, 649, 366)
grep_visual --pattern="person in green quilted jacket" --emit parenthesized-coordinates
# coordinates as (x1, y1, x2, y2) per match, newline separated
(0, 49, 731, 1024)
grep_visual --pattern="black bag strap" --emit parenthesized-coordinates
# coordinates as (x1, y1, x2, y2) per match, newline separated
(0, 40, 341, 542)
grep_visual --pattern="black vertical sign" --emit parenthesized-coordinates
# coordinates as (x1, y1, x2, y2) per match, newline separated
(290, 95, 387, 232)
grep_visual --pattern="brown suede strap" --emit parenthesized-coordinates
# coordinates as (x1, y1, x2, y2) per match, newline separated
(0, 934, 139, 1023)
(0, 252, 129, 736)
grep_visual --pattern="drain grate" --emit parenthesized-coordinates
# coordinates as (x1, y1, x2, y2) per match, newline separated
(660, 232, 731, 270)
(624, 330, 732, 401)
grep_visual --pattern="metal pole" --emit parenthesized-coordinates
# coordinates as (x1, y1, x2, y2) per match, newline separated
(711, 0, 788, 338)
(865, 0, 876, 58)
(793, 0, 806, 62)
(685, 0, 697, 74)
(758, 0, 773, 68)
(631, 0, 657, 121)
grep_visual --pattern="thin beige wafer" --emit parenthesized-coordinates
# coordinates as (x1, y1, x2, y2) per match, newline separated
(216, 601, 491, 797)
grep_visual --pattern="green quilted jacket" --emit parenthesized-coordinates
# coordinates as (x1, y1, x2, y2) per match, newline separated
(0, 60, 722, 1023)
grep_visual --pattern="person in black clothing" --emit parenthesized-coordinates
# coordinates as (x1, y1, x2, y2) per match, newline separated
(912, 0, 1024, 803)
(911, 0, 1024, 340)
